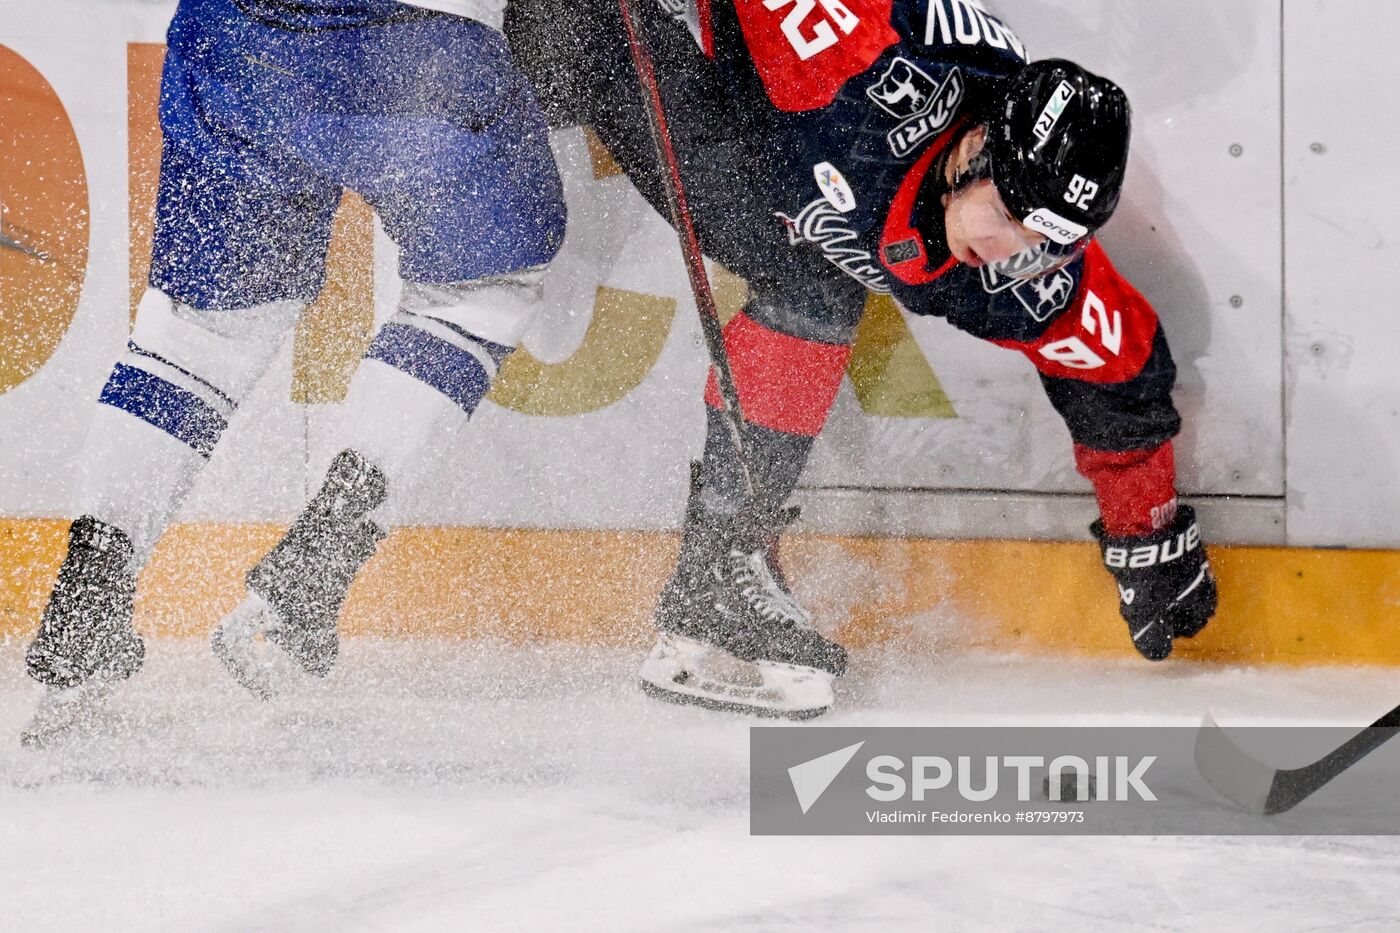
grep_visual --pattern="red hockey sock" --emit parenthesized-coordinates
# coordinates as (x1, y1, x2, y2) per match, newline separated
(702, 312, 851, 437)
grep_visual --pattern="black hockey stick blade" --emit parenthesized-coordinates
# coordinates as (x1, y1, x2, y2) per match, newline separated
(1195, 709, 1400, 815)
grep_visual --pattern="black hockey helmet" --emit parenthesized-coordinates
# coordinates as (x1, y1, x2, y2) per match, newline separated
(984, 59, 1132, 245)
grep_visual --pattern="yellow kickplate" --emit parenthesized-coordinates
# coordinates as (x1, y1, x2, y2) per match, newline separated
(2, 519, 1398, 666)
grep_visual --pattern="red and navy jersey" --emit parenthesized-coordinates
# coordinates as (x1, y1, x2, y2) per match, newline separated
(692, 0, 1183, 533)
(696, 0, 1179, 448)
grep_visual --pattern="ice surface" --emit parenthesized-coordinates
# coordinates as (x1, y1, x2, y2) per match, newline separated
(3, 638, 1400, 932)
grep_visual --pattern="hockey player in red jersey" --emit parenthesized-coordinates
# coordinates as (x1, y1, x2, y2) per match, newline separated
(506, 0, 1218, 717)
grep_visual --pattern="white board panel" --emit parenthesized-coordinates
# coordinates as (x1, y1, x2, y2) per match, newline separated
(1283, 0, 1400, 547)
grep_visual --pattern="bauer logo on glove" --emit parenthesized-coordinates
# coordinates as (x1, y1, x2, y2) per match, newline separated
(1102, 522, 1202, 569)
(1091, 506, 1218, 662)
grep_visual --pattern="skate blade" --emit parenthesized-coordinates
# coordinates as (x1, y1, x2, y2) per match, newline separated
(21, 678, 118, 749)
(211, 594, 299, 700)
(638, 634, 835, 720)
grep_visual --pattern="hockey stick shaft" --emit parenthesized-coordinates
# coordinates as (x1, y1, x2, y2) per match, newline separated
(615, 0, 756, 498)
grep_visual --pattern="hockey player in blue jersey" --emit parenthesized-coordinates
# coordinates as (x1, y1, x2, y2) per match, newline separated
(21, 0, 566, 740)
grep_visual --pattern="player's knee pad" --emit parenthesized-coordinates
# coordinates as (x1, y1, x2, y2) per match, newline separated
(361, 268, 546, 417)
(97, 288, 302, 458)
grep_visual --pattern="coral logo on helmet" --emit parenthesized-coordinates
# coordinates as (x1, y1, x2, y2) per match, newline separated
(813, 161, 856, 213)
(1023, 208, 1088, 245)
(1032, 80, 1076, 142)
(866, 59, 964, 158)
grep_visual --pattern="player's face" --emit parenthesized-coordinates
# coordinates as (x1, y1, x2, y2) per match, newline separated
(942, 128, 1049, 269)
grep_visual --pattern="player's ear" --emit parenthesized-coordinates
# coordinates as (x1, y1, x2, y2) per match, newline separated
(947, 126, 985, 179)
(962, 125, 989, 160)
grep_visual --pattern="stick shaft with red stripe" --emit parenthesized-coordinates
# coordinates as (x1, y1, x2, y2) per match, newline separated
(615, 0, 755, 498)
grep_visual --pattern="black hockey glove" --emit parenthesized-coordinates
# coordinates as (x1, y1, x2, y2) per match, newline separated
(1090, 505, 1217, 662)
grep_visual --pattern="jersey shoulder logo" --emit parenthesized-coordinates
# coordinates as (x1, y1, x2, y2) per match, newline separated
(1019, 268, 1077, 321)
(776, 199, 891, 293)
(980, 264, 1077, 322)
(866, 59, 964, 157)
(866, 56, 938, 118)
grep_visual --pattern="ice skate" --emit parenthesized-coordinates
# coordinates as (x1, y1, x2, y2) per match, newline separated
(210, 592, 304, 700)
(212, 448, 387, 698)
(21, 677, 123, 749)
(22, 516, 145, 745)
(639, 466, 846, 720)
(639, 631, 838, 719)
